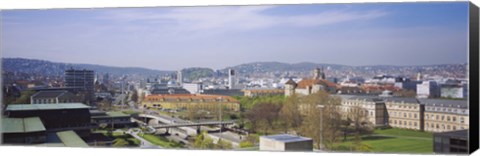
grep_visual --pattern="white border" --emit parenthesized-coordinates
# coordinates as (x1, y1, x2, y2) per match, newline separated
(0, 0, 478, 156)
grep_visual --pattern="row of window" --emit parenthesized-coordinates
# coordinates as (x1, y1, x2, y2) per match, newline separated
(389, 111, 418, 119)
(425, 122, 466, 131)
(425, 114, 465, 123)
(389, 119, 418, 127)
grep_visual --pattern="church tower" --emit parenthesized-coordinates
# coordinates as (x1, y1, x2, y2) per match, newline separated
(313, 68, 321, 80)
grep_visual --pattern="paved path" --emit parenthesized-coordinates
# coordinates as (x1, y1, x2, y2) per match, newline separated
(126, 128, 163, 149)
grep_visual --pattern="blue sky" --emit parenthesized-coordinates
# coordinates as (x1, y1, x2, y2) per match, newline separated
(1, 2, 469, 70)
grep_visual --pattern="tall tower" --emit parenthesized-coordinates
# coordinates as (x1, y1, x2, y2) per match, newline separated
(313, 67, 321, 80)
(321, 67, 326, 80)
(228, 69, 235, 89)
(285, 78, 297, 97)
(177, 70, 183, 86)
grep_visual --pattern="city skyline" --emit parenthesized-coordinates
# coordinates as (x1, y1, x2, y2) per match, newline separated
(2, 2, 469, 70)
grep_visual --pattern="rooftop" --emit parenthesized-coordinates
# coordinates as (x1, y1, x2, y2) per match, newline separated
(261, 134, 312, 143)
(419, 98, 468, 109)
(434, 129, 468, 139)
(30, 90, 72, 99)
(56, 131, 89, 147)
(2, 117, 46, 133)
(6, 103, 90, 111)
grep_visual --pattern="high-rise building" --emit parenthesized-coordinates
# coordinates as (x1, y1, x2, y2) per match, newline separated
(65, 69, 94, 104)
(177, 70, 183, 85)
(228, 69, 235, 89)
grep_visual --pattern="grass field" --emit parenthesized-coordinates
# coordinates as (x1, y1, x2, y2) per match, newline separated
(331, 128, 433, 154)
(140, 134, 184, 148)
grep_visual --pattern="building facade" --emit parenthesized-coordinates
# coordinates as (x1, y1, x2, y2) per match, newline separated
(285, 68, 337, 97)
(30, 90, 83, 104)
(64, 69, 95, 104)
(141, 94, 240, 111)
(339, 95, 468, 133)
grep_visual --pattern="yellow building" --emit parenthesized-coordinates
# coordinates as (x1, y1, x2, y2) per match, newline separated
(339, 95, 468, 133)
(421, 99, 469, 132)
(384, 97, 423, 131)
(141, 94, 240, 111)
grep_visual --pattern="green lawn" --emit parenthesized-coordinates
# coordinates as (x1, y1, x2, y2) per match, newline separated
(331, 128, 433, 154)
(140, 134, 184, 148)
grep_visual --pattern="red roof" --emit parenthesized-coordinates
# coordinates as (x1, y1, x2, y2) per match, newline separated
(296, 79, 337, 89)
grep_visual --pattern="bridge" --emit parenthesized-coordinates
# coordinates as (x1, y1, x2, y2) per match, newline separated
(133, 114, 236, 135)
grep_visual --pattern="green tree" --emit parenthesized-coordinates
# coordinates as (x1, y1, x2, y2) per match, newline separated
(279, 93, 302, 133)
(131, 89, 138, 103)
(12, 90, 36, 104)
(300, 91, 342, 149)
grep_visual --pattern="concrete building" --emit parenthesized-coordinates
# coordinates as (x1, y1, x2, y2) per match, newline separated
(417, 81, 440, 98)
(440, 82, 466, 99)
(177, 70, 183, 86)
(64, 69, 95, 104)
(141, 94, 240, 111)
(433, 130, 468, 154)
(285, 68, 337, 96)
(228, 69, 235, 89)
(4, 103, 95, 137)
(30, 90, 82, 104)
(182, 83, 203, 94)
(90, 110, 135, 128)
(259, 134, 313, 151)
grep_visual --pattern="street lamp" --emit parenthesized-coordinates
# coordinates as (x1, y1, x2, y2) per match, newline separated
(317, 105, 325, 150)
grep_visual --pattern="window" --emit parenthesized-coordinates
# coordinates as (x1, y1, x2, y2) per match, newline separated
(409, 122, 412, 126)
(460, 117, 465, 123)
(414, 114, 417, 118)
(408, 113, 411, 118)
(453, 126, 456, 130)
(436, 115, 439, 120)
(453, 117, 457, 122)
(404, 113, 407, 118)
(447, 125, 450, 130)
(442, 124, 445, 129)
(436, 124, 439, 129)
(447, 116, 451, 122)
(394, 120, 397, 124)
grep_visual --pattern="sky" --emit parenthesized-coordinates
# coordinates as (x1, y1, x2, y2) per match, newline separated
(1, 2, 469, 70)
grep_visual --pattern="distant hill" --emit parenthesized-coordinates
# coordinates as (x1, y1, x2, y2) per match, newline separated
(220, 61, 467, 78)
(2, 58, 173, 77)
(181, 67, 214, 81)
(1, 58, 467, 79)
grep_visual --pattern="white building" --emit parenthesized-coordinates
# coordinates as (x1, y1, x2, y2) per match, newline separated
(182, 83, 203, 94)
(417, 81, 440, 98)
(259, 134, 313, 151)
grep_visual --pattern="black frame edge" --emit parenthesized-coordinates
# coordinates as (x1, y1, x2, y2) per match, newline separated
(469, 1, 479, 154)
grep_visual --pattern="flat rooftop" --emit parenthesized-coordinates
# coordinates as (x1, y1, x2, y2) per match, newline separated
(261, 134, 312, 143)
(2, 117, 46, 133)
(56, 131, 89, 147)
(6, 103, 90, 111)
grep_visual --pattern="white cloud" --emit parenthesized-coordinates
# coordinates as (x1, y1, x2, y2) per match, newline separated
(96, 6, 388, 33)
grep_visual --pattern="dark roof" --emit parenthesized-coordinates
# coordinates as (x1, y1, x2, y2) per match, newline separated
(31, 90, 73, 99)
(383, 97, 419, 104)
(434, 130, 468, 139)
(261, 134, 312, 143)
(6, 103, 90, 111)
(285, 79, 297, 85)
(419, 99, 468, 109)
(151, 87, 190, 94)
